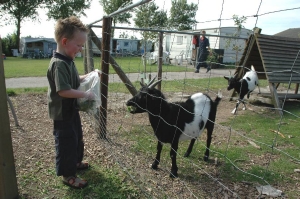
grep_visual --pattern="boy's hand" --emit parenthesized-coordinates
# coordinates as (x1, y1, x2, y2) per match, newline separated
(85, 91, 96, 100)
(94, 69, 102, 77)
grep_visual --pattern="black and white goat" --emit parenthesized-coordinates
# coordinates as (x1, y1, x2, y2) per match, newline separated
(224, 65, 260, 114)
(126, 78, 222, 178)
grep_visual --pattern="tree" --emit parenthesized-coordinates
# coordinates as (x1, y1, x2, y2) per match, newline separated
(45, 0, 91, 20)
(169, 0, 197, 31)
(225, 15, 248, 65)
(134, 2, 167, 73)
(0, 0, 45, 52)
(1, 32, 18, 56)
(134, 2, 167, 51)
(99, 0, 132, 38)
(0, 0, 91, 53)
(119, 32, 129, 38)
(130, 35, 137, 40)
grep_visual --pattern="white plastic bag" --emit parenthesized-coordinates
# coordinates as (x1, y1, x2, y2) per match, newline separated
(77, 71, 101, 114)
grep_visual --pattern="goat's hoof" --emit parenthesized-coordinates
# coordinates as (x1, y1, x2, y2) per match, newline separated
(169, 172, 178, 178)
(203, 156, 209, 162)
(184, 152, 190, 157)
(151, 164, 158, 170)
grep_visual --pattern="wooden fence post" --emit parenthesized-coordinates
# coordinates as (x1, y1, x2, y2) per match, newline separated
(86, 28, 94, 72)
(0, 37, 19, 198)
(99, 17, 112, 139)
(157, 32, 163, 90)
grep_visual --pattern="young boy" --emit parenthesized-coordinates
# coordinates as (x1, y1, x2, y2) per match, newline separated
(47, 16, 94, 189)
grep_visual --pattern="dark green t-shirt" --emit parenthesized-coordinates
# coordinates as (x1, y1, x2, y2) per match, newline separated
(47, 53, 80, 120)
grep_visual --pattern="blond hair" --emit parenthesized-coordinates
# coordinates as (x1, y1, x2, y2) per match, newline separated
(54, 16, 89, 42)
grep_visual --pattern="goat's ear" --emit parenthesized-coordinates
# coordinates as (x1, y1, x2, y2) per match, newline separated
(224, 76, 230, 80)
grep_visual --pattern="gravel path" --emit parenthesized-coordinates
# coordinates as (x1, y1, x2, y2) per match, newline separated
(5, 68, 235, 88)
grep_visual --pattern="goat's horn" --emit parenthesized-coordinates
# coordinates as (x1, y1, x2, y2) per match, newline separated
(147, 75, 157, 87)
(148, 79, 162, 89)
(140, 78, 146, 87)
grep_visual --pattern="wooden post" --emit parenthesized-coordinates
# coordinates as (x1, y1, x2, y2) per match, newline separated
(7, 94, 19, 126)
(86, 29, 94, 72)
(90, 29, 102, 52)
(269, 82, 283, 115)
(99, 17, 112, 139)
(83, 43, 88, 74)
(295, 83, 299, 94)
(0, 38, 19, 198)
(157, 32, 163, 90)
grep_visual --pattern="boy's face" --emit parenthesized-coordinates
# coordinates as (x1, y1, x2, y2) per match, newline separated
(62, 30, 87, 59)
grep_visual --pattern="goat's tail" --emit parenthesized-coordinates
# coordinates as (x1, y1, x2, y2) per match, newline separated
(214, 90, 222, 106)
(251, 65, 256, 71)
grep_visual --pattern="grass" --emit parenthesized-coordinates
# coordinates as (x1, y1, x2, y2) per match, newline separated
(18, 160, 140, 198)
(3, 56, 194, 78)
(123, 101, 300, 197)
(217, 104, 300, 187)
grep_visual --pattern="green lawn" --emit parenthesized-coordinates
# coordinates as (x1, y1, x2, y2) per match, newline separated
(3, 56, 194, 78)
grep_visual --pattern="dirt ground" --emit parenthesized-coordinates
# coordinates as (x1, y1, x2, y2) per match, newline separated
(7, 91, 299, 198)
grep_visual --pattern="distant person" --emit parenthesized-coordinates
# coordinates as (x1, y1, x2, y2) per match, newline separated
(116, 42, 120, 57)
(192, 35, 199, 61)
(165, 51, 171, 64)
(195, 30, 211, 73)
(47, 16, 99, 189)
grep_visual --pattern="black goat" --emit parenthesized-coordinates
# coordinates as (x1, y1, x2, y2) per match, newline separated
(126, 78, 222, 178)
(224, 65, 260, 114)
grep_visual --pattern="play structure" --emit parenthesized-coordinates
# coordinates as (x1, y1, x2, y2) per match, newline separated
(231, 28, 300, 114)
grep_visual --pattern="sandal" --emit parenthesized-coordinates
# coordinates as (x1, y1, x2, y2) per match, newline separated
(77, 162, 89, 170)
(62, 176, 88, 189)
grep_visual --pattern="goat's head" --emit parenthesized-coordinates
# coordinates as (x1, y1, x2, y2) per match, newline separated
(224, 74, 239, 91)
(126, 77, 162, 114)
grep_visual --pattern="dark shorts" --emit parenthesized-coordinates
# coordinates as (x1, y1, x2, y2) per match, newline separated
(53, 111, 83, 176)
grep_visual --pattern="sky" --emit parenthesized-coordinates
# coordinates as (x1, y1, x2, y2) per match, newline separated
(1, 0, 300, 39)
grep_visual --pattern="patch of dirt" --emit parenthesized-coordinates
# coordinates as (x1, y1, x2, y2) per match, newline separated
(7, 92, 298, 198)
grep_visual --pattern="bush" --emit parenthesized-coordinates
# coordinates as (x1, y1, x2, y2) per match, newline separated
(1, 32, 18, 56)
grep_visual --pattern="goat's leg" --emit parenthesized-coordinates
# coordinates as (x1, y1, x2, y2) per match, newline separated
(231, 100, 240, 114)
(204, 128, 213, 161)
(256, 84, 261, 94)
(184, 138, 196, 157)
(170, 141, 179, 178)
(242, 100, 247, 110)
(151, 141, 163, 170)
